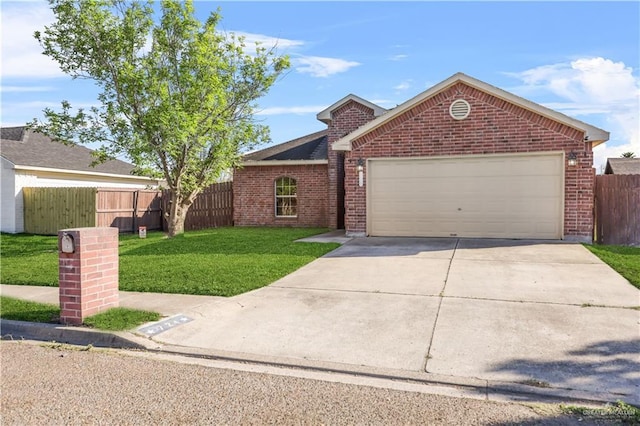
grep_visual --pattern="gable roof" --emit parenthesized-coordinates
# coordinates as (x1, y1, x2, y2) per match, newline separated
(242, 130, 328, 165)
(332, 72, 610, 151)
(316, 94, 387, 124)
(604, 158, 640, 175)
(1, 126, 136, 176)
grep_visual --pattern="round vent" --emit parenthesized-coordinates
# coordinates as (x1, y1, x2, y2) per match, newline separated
(449, 99, 471, 120)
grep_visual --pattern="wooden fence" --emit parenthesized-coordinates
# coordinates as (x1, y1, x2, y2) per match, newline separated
(96, 189, 162, 232)
(23, 187, 97, 234)
(594, 175, 640, 246)
(162, 181, 233, 231)
(23, 182, 233, 235)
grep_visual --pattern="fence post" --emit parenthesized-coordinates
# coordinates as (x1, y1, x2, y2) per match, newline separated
(132, 190, 139, 233)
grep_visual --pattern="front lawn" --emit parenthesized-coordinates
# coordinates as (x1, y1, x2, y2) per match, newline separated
(0, 296, 160, 330)
(0, 296, 59, 323)
(1, 228, 339, 296)
(585, 244, 640, 289)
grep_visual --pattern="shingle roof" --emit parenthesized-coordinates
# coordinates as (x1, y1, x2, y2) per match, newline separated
(0, 126, 135, 175)
(605, 158, 640, 175)
(243, 130, 328, 162)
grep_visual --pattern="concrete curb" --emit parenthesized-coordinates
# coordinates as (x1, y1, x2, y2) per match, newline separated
(0, 319, 154, 349)
(147, 341, 637, 407)
(2, 320, 636, 407)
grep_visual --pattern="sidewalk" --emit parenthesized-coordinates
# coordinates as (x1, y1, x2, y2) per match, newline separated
(1, 284, 221, 317)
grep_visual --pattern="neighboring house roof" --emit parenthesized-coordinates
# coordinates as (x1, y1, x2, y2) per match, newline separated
(0, 126, 136, 176)
(242, 130, 328, 166)
(332, 72, 610, 151)
(604, 158, 640, 175)
(316, 94, 387, 124)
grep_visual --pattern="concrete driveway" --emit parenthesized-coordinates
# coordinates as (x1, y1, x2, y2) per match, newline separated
(150, 237, 639, 403)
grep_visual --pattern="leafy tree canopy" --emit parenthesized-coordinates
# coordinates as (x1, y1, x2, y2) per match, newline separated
(30, 0, 289, 236)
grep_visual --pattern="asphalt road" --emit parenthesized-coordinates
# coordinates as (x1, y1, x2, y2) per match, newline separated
(0, 341, 610, 425)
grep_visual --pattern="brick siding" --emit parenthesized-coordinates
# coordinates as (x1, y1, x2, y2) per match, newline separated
(327, 100, 377, 229)
(334, 82, 594, 239)
(233, 164, 329, 227)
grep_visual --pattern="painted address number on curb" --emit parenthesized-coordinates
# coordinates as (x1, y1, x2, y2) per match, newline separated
(138, 315, 193, 336)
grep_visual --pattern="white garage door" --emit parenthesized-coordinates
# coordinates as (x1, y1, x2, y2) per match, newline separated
(368, 153, 564, 239)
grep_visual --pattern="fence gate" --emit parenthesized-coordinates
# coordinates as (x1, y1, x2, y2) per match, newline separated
(96, 189, 162, 232)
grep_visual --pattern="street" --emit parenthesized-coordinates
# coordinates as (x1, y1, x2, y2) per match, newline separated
(0, 341, 608, 425)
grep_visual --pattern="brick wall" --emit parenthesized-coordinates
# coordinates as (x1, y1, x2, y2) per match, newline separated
(342, 82, 594, 239)
(233, 164, 329, 227)
(58, 227, 119, 325)
(327, 100, 377, 229)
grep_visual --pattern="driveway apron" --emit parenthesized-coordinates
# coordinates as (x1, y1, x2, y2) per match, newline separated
(149, 237, 639, 403)
(152, 238, 455, 371)
(429, 239, 639, 399)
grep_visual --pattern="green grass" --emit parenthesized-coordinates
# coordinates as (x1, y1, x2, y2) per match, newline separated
(0, 296, 60, 323)
(585, 244, 640, 289)
(83, 308, 161, 331)
(0, 233, 59, 285)
(1, 227, 339, 296)
(0, 296, 160, 331)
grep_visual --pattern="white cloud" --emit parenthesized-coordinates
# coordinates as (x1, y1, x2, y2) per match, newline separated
(256, 105, 328, 116)
(226, 33, 361, 79)
(389, 54, 408, 61)
(294, 56, 360, 78)
(394, 80, 412, 91)
(593, 140, 639, 173)
(0, 85, 55, 93)
(227, 31, 304, 50)
(5, 100, 61, 109)
(509, 57, 640, 171)
(1, 3, 64, 78)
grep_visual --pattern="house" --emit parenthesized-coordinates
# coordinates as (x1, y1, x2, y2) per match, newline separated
(1, 126, 160, 233)
(604, 158, 640, 175)
(233, 73, 609, 242)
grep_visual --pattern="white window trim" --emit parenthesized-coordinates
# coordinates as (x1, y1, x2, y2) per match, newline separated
(275, 177, 298, 218)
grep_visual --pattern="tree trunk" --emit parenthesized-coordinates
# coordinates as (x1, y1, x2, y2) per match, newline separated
(166, 190, 192, 237)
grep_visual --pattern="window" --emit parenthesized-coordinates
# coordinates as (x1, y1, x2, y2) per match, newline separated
(275, 177, 297, 217)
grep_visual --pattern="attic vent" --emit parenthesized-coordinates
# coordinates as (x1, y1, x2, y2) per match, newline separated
(449, 99, 471, 120)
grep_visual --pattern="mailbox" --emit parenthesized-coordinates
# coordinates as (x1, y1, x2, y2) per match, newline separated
(61, 233, 75, 253)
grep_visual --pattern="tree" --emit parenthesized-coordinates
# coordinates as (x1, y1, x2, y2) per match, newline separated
(29, 0, 289, 236)
(620, 152, 636, 158)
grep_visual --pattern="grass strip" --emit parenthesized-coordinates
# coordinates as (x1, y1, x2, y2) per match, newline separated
(584, 244, 640, 289)
(0, 296, 59, 323)
(0, 296, 161, 331)
(83, 308, 161, 331)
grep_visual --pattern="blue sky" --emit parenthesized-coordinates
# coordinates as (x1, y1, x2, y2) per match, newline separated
(2, 1, 639, 172)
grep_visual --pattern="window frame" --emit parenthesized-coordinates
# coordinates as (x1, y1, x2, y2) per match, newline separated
(274, 176, 298, 218)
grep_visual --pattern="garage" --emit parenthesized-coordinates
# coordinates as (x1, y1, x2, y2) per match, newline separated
(368, 152, 564, 239)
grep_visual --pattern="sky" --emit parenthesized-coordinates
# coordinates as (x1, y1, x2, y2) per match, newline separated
(1, 1, 639, 173)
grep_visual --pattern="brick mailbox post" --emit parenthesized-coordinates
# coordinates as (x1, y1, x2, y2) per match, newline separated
(58, 227, 119, 325)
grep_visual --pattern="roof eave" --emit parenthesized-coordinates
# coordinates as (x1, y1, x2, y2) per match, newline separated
(241, 159, 328, 167)
(12, 164, 159, 181)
